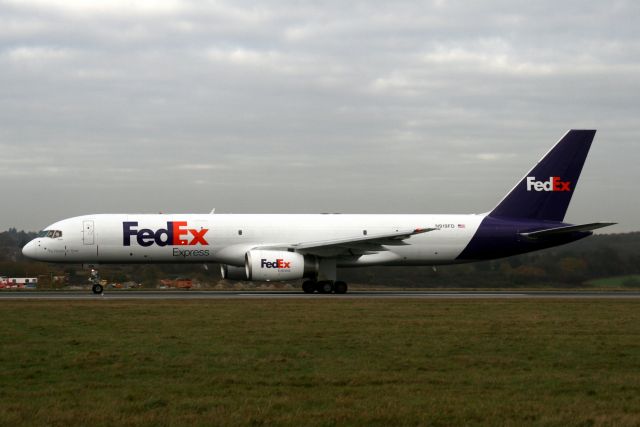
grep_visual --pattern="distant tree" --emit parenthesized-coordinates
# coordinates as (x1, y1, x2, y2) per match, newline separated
(141, 266, 159, 288)
(473, 262, 492, 272)
(511, 265, 547, 284)
(558, 257, 589, 284)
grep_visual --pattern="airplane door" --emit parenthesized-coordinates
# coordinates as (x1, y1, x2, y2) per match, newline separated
(83, 220, 95, 245)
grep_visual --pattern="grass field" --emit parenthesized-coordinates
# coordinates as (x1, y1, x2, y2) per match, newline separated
(1, 300, 640, 426)
(586, 275, 640, 288)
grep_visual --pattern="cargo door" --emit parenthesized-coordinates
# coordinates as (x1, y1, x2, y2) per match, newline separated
(83, 220, 95, 245)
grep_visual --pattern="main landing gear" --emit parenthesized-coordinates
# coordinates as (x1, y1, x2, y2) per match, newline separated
(92, 284, 104, 294)
(302, 280, 348, 294)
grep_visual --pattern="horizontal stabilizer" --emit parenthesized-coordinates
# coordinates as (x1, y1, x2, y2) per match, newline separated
(520, 222, 616, 239)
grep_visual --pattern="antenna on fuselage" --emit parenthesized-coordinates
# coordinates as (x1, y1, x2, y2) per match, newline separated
(210, 208, 216, 214)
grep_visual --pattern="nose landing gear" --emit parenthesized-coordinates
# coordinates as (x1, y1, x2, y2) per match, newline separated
(89, 269, 103, 294)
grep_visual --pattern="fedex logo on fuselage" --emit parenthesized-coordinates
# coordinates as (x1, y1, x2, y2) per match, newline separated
(261, 259, 291, 269)
(526, 176, 571, 192)
(123, 221, 209, 247)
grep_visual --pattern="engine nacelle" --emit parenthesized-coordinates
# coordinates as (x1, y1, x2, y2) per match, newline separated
(245, 250, 316, 281)
(220, 264, 249, 280)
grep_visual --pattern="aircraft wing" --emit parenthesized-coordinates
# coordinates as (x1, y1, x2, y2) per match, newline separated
(520, 222, 616, 239)
(258, 227, 437, 257)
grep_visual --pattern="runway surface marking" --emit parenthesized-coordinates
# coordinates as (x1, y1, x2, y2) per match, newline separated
(2, 291, 640, 300)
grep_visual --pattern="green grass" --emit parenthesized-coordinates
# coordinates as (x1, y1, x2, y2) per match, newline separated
(1, 300, 640, 426)
(586, 275, 640, 288)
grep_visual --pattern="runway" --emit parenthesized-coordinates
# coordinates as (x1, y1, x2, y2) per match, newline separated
(2, 290, 640, 300)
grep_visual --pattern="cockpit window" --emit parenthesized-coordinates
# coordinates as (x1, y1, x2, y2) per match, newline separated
(37, 230, 62, 238)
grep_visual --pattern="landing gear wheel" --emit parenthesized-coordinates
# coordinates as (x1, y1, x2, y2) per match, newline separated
(334, 281, 348, 294)
(302, 280, 316, 294)
(316, 281, 334, 294)
(92, 284, 103, 294)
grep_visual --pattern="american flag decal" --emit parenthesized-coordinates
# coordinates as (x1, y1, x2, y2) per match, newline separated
(458, 224, 466, 228)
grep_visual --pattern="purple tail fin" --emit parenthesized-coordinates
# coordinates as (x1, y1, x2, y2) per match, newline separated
(490, 130, 596, 222)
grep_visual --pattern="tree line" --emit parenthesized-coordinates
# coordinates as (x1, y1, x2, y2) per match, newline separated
(1, 228, 638, 288)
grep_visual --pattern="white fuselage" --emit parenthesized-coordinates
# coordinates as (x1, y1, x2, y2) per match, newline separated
(20, 130, 608, 293)
(23, 213, 486, 267)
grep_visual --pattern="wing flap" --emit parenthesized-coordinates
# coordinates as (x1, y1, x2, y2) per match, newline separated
(292, 227, 436, 250)
(258, 227, 437, 256)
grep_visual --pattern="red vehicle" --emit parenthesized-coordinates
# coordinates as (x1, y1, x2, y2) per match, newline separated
(160, 277, 193, 289)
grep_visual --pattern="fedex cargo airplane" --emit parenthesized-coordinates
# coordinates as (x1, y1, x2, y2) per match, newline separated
(23, 130, 614, 294)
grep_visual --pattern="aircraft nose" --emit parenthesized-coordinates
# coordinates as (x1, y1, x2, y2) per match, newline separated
(22, 240, 37, 259)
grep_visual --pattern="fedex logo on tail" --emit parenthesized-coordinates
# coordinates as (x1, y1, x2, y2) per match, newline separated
(526, 176, 571, 192)
(123, 221, 209, 247)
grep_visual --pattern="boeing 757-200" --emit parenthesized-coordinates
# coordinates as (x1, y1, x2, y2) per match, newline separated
(22, 130, 615, 294)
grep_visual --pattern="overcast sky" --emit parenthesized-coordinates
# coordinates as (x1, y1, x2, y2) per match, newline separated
(1, 0, 638, 232)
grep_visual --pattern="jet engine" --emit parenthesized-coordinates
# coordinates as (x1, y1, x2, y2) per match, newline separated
(220, 264, 249, 280)
(245, 250, 317, 281)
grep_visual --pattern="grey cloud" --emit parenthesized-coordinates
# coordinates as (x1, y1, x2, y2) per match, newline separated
(0, 0, 637, 232)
